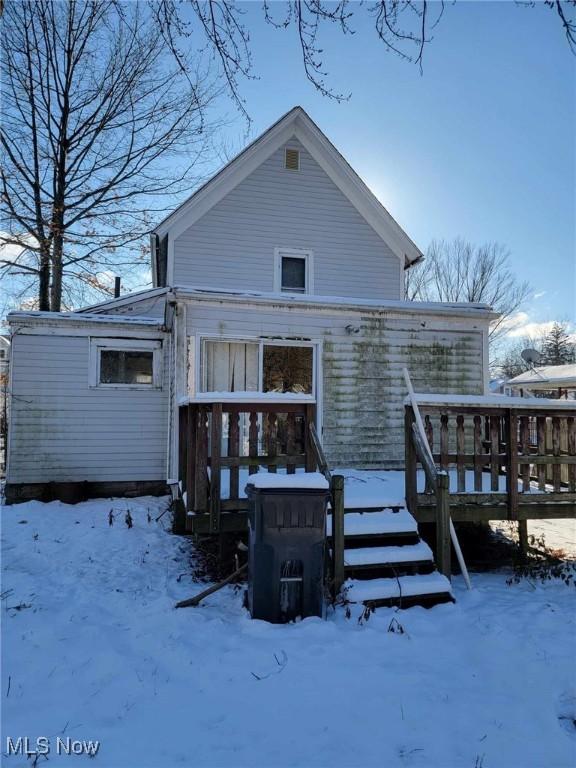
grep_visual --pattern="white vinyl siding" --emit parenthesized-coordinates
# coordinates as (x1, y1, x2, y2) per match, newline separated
(184, 299, 486, 468)
(7, 333, 168, 483)
(173, 139, 402, 300)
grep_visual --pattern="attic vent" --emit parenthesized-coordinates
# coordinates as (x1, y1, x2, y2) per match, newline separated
(284, 148, 300, 171)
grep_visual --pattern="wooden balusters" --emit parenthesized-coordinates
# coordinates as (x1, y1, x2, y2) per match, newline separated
(267, 412, 278, 473)
(519, 415, 530, 492)
(536, 416, 546, 491)
(473, 414, 483, 492)
(305, 404, 317, 472)
(490, 415, 500, 491)
(286, 413, 296, 474)
(567, 416, 576, 492)
(552, 417, 562, 491)
(228, 409, 240, 500)
(248, 411, 258, 475)
(456, 414, 465, 492)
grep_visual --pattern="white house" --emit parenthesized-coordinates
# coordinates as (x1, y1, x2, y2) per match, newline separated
(506, 364, 576, 399)
(5, 107, 496, 503)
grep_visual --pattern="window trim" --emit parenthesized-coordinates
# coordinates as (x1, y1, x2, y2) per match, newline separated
(89, 337, 162, 389)
(196, 334, 318, 402)
(273, 247, 314, 295)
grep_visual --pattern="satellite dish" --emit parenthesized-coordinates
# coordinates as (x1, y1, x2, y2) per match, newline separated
(521, 348, 542, 366)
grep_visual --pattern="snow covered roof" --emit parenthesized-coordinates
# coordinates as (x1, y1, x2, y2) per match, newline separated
(406, 392, 576, 410)
(75, 286, 168, 314)
(7, 310, 164, 328)
(173, 286, 497, 319)
(507, 364, 576, 389)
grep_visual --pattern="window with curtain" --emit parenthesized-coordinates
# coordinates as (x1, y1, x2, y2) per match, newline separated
(203, 341, 259, 392)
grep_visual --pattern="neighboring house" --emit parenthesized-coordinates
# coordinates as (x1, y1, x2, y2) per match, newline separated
(506, 364, 576, 399)
(5, 107, 496, 503)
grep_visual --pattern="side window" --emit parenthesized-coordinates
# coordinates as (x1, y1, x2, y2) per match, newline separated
(89, 339, 162, 389)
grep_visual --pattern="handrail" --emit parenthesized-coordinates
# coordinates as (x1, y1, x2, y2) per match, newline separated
(411, 422, 439, 492)
(308, 422, 344, 596)
(403, 368, 471, 587)
(308, 422, 332, 484)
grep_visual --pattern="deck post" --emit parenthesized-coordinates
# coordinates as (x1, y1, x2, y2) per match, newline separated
(506, 409, 519, 521)
(436, 472, 451, 578)
(210, 403, 222, 533)
(186, 405, 196, 515)
(305, 404, 317, 472)
(331, 474, 345, 597)
(404, 406, 417, 514)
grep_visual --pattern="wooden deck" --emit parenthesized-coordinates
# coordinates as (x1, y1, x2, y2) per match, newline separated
(406, 399, 576, 522)
(177, 400, 317, 534)
(175, 396, 576, 583)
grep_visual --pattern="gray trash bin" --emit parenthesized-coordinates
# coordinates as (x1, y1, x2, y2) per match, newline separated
(245, 474, 329, 623)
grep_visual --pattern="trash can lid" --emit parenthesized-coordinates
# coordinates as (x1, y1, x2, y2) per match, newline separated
(245, 472, 329, 491)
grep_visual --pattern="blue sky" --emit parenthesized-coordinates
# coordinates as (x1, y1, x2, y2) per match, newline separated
(205, 1, 575, 337)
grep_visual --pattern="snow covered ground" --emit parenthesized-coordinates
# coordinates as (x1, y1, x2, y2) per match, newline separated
(2, 495, 575, 768)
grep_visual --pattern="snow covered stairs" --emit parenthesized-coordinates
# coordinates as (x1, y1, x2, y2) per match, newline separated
(328, 500, 454, 610)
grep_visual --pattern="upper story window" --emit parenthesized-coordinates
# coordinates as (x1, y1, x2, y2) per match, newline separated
(284, 147, 300, 171)
(274, 248, 313, 295)
(89, 338, 162, 389)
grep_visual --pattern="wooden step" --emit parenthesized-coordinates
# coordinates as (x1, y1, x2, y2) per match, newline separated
(343, 541, 433, 567)
(326, 508, 417, 537)
(343, 572, 454, 609)
(343, 541, 435, 580)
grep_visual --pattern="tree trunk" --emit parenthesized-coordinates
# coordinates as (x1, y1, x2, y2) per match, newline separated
(50, 234, 63, 312)
(38, 241, 51, 311)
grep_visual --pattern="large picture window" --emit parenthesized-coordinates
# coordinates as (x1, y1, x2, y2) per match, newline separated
(200, 339, 315, 398)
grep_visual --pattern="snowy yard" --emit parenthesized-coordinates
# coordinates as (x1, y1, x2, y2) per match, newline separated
(2, 495, 576, 768)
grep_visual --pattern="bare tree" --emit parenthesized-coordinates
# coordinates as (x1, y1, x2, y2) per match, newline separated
(1, 0, 220, 312)
(405, 238, 532, 346)
(156, 0, 576, 111)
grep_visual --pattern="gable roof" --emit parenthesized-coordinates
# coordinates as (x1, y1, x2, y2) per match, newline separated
(153, 106, 424, 270)
(507, 363, 576, 389)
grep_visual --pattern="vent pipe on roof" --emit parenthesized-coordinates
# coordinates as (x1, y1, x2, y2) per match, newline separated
(114, 276, 121, 298)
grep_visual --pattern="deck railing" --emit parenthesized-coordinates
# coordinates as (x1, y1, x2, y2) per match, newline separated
(404, 409, 451, 575)
(405, 400, 576, 527)
(308, 422, 345, 595)
(178, 400, 317, 533)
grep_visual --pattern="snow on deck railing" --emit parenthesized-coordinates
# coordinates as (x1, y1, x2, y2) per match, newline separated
(178, 391, 316, 406)
(405, 392, 576, 410)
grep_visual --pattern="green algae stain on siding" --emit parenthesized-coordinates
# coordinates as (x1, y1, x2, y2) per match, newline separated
(322, 319, 395, 465)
